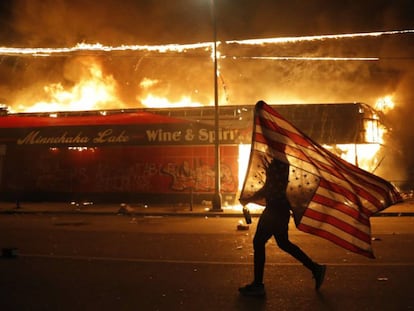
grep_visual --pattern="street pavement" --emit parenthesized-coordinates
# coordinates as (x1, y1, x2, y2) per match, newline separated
(1, 198, 414, 311)
(0, 198, 413, 217)
(0, 210, 413, 310)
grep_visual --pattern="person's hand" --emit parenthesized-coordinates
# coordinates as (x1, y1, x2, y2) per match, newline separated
(239, 197, 248, 206)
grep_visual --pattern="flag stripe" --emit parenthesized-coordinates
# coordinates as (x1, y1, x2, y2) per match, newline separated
(322, 153, 394, 206)
(318, 178, 374, 215)
(299, 213, 371, 250)
(303, 207, 371, 243)
(298, 222, 375, 258)
(257, 115, 313, 148)
(312, 193, 370, 226)
(298, 216, 371, 249)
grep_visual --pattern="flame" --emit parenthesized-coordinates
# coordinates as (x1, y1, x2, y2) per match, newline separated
(140, 78, 159, 89)
(140, 94, 204, 108)
(14, 58, 122, 113)
(324, 143, 381, 172)
(364, 117, 385, 144)
(238, 144, 251, 191)
(226, 29, 414, 45)
(231, 56, 379, 61)
(321, 95, 397, 173)
(375, 95, 395, 113)
(0, 42, 211, 57)
(1, 29, 412, 57)
(138, 77, 208, 108)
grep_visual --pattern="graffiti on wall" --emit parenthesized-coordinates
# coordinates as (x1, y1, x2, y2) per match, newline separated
(2, 146, 238, 194)
(161, 160, 236, 192)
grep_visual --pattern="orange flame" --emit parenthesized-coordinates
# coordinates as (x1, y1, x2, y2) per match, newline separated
(321, 95, 396, 172)
(375, 95, 395, 114)
(13, 58, 122, 113)
(140, 94, 204, 108)
(1, 29, 412, 57)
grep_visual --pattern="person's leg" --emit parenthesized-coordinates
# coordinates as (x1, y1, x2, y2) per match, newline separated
(274, 231, 316, 271)
(274, 231, 327, 290)
(252, 213, 273, 284)
(239, 211, 273, 296)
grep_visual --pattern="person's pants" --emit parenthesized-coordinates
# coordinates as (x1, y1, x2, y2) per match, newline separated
(253, 211, 317, 284)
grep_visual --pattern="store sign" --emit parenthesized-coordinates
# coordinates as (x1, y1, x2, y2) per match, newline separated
(17, 129, 129, 145)
(145, 127, 238, 144)
(12, 124, 240, 146)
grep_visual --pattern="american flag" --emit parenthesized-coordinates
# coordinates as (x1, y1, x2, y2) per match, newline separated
(240, 101, 402, 258)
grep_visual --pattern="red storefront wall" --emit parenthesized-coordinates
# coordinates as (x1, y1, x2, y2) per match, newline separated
(1, 144, 239, 203)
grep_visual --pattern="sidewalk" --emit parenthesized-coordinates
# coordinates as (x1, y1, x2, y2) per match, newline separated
(0, 199, 413, 217)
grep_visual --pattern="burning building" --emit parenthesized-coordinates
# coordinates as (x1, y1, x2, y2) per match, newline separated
(0, 102, 387, 205)
(0, 25, 412, 202)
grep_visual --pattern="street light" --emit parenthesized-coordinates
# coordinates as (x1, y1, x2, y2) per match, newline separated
(210, 0, 222, 211)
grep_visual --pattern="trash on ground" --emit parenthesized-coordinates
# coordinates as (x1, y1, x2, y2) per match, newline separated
(237, 220, 250, 230)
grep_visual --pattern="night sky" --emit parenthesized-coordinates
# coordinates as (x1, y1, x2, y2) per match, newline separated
(0, 0, 413, 183)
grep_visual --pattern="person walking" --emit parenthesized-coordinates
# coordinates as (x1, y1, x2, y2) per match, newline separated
(239, 158, 326, 297)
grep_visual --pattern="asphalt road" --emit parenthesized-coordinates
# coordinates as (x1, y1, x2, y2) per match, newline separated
(0, 214, 413, 311)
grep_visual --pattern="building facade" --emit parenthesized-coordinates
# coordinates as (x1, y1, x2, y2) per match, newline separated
(0, 103, 385, 204)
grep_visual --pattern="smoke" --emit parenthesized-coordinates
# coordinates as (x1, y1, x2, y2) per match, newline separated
(4, 0, 211, 46)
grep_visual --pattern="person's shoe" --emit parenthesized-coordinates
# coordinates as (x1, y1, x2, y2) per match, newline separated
(238, 282, 266, 297)
(313, 264, 327, 290)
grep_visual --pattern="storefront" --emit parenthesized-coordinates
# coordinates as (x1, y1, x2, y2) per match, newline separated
(0, 102, 385, 204)
(0, 110, 241, 204)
